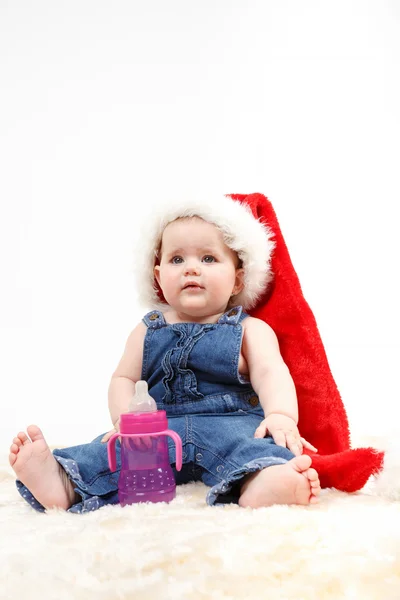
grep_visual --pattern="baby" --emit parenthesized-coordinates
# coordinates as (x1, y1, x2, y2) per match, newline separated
(10, 196, 320, 513)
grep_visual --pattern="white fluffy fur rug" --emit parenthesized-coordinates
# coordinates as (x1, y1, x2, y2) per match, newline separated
(1, 444, 400, 600)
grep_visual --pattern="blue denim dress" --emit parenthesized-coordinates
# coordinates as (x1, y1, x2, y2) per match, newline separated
(16, 306, 294, 513)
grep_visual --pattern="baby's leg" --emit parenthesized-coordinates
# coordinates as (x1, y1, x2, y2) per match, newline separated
(201, 410, 321, 508)
(9, 425, 79, 510)
(239, 455, 321, 508)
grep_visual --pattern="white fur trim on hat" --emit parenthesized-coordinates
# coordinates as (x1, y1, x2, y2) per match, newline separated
(134, 195, 275, 311)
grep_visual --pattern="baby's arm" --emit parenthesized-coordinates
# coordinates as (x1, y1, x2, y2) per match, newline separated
(107, 321, 146, 425)
(242, 317, 298, 421)
(241, 317, 317, 455)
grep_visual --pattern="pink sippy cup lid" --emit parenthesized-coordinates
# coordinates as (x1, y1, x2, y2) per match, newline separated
(119, 410, 168, 435)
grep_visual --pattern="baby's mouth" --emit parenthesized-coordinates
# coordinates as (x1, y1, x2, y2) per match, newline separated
(183, 283, 204, 290)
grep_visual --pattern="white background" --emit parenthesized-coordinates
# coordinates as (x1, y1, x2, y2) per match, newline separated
(1, 0, 399, 449)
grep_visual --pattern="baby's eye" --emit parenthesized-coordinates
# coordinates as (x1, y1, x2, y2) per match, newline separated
(171, 256, 184, 264)
(202, 255, 216, 263)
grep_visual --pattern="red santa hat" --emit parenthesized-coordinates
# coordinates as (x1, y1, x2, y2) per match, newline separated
(136, 192, 397, 499)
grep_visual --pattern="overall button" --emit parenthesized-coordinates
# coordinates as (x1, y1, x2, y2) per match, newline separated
(248, 395, 259, 407)
(149, 313, 159, 321)
(196, 453, 203, 462)
(228, 308, 238, 317)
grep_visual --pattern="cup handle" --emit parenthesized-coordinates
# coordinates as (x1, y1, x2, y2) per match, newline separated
(164, 430, 183, 471)
(107, 433, 120, 472)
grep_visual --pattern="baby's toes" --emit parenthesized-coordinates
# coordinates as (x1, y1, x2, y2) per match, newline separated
(17, 431, 30, 445)
(10, 435, 24, 453)
(311, 483, 321, 498)
(9, 444, 19, 466)
(306, 468, 319, 483)
(306, 468, 321, 499)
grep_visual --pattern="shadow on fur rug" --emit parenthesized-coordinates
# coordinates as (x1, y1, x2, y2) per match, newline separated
(1, 440, 399, 600)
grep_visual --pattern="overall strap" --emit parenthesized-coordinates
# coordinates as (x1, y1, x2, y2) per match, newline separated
(142, 310, 167, 329)
(217, 305, 246, 326)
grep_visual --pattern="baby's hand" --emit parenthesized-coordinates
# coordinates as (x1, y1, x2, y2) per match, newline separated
(254, 413, 318, 456)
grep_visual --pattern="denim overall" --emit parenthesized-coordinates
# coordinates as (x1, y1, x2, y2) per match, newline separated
(16, 306, 294, 513)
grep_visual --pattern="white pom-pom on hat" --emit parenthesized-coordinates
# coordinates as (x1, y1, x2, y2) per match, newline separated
(134, 195, 275, 311)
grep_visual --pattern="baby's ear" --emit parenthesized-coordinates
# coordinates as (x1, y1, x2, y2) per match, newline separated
(233, 268, 245, 295)
(154, 265, 161, 286)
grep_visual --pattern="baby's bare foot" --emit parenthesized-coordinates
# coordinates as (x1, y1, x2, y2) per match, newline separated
(239, 455, 321, 509)
(9, 425, 77, 510)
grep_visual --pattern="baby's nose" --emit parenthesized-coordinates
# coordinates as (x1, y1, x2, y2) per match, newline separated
(184, 262, 201, 275)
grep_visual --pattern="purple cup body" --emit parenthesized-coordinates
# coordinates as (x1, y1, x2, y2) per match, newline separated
(118, 434, 176, 505)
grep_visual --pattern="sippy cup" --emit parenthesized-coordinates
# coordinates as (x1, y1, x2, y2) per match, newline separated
(107, 381, 182, 506)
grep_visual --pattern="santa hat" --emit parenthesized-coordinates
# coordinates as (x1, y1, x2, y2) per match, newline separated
(136, 192, 397, 499)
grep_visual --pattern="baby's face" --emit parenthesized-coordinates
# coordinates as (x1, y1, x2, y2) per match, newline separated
(154, 217, 244, 319)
